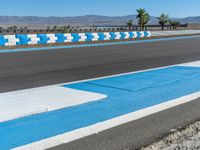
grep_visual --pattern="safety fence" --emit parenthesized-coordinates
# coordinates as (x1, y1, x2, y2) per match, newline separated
(0, 31, 151, 46)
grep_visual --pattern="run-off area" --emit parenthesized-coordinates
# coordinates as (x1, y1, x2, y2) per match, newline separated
(1, 61, 200, 149)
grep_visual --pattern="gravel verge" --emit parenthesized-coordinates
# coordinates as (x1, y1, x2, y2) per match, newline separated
(141, 121, 200, 150)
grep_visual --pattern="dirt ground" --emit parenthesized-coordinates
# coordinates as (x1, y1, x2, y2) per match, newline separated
(141, 121, 200, 150)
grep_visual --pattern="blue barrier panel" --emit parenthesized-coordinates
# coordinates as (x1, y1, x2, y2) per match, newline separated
(71, 33, 81, 42)
(37, 34, 49, 44)
(16, 34, 30, 45)
(109, 32, 116, 40)
(129, 32, 134, 38)
(120, 32, 126, 39)
(136, 31, 142, 38)
(98, 33, 105, 41)
(85, 33, 94, 42)
(55, 34, 67, 43)
(0, 35, 8, 46)
(144, 31, 151, 37)
(144, 31, 147, 37)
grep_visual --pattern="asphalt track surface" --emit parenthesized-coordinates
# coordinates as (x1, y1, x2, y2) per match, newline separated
(1, 36, 200, 149)
(1, 37, 200, 93)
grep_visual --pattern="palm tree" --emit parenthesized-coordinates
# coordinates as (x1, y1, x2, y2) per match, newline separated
(136, 8, 150, 31)
(13, 26, 18, 29)
(157, 13, 169, 30)
(0, 27, 3, 33)
(127, 20, 133, 29)
(63, 26, 68, 33)
(169, 20, 180, 30)
(46, 26, 51, 32)
(53, 25, 57, 32)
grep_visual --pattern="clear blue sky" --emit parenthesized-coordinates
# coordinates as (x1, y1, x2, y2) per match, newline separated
(0, 0, 200, 18)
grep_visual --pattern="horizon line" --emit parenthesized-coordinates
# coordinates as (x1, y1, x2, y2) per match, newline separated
(0, 14, 199, 18)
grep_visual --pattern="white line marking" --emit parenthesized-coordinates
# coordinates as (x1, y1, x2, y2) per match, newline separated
(0, 87, 106, 123)
(178, 61, 200, 67)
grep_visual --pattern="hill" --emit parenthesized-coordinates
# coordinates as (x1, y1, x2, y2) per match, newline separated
(0, 15, 199, 27)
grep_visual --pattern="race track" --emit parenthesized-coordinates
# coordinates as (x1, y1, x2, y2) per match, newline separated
(1, 36, 200, 150)
(1, 36, 200, 93)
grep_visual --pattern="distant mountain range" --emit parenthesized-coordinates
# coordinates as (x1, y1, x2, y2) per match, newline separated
(0, 15, 200, 27)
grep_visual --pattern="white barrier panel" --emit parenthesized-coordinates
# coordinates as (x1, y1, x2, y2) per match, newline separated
(124, 32, 130, 39)
(104, 32, 111, 40)
(78, 33, 87, 42)
(47, 34, 58, 44)
(115, 32, 121, 40)
(92, 33, 99, 41)
(27, 34, 40, 45)
(146, 31, 151, 37)
(64, 33, 73, 42)
(140, 31, 145, 38)
(131, 31, 137, 38)
(4, 35, 19, 46)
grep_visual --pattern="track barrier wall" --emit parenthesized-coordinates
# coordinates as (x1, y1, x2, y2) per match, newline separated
(0, 31, 151, 46)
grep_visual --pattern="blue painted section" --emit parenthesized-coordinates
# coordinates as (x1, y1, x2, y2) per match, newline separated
(85, 33, 94, 42)
(16, 34, 31, 45)
(0, 35, 8, 46)
(144, 31, 149, 37)
(37, 34, 49, 44)
(71, 33, 81, 42)
(0, 35, 200, 54)
(120, 32, 126, 39)
(137, 31, 142, 38)
(55, 34, 67, 43)
(109, 32, 116, 40)
(129, 32, 134, 38)
(1, 66, 200, 149)
(98, 32, 105, 40)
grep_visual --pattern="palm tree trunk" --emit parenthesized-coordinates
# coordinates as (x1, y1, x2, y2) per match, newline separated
(162, 25, 164, 31)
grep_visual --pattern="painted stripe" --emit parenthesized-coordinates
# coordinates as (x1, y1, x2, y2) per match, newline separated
(0, 87, 106, 123)
(0, 61, 200, 149)
(178, 61, 200, 67)
(0, 35, 199, 54)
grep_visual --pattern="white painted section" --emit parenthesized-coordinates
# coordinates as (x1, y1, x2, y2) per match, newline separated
(179, 61, 200, 67)
(146, 31, 151, 37)
(92, 33, 99, 41)
(4, 35, 20, 46)
(78, 33, 87, 42)
(130, 31, 137, 38)
(13, 91, 200, 150)
(115, 32, 121, 39)
(124, 32, 130, 39)
(64, 33, 73, 42)
(0, 87, 106, 123)
(27, 34, 40, 45)
(103, 32, 111, 40)
(46, 34, 58, 44)
(140, 31, 145, 38)
(0, 96, 45, 123)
